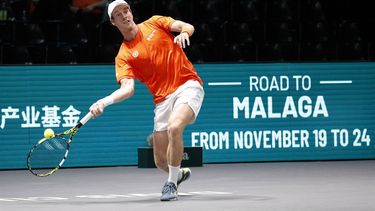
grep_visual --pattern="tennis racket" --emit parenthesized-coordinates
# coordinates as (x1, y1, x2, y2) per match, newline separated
(26, 112, 93, 177)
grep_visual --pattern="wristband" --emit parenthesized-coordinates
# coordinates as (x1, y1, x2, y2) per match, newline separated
(99, 95, 114, 107)
(181, 26, 193, 37)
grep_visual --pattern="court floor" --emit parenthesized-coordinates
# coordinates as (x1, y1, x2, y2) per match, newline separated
(0, 160, 374, 211)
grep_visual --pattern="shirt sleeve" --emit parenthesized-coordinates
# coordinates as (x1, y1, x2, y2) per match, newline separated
(115, 56, 135, 84)
(148, 15, 176, 31)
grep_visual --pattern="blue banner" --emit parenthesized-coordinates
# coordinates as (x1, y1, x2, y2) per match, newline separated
(0, 63, 374, 169)
(189, 63, 375, 162)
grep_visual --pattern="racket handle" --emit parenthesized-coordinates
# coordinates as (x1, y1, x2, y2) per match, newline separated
(80, 112, 93, 125)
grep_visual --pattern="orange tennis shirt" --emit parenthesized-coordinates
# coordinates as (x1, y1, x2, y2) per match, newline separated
(115, 16, 203, 104)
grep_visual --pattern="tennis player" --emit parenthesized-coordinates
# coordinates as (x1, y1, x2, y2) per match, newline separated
(89, 0, 204, 201)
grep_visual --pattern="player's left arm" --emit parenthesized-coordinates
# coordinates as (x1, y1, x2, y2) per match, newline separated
(170, 20, 195, 49)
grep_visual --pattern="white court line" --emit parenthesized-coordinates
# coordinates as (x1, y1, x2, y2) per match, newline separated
(188, 191, 232, 195)
(319, 80, 352, 84)
(179, 192, 193, 196)
(0, 191, 233, 202)
(208, 82, 242, 86)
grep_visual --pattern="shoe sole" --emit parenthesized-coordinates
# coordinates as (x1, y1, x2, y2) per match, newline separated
(160, 196, 178, 201)
(177, 169, 191, 186)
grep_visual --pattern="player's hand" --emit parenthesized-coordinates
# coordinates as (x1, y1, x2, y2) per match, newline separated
(174, 32, 190, 49)
(89, 100, 105, 117)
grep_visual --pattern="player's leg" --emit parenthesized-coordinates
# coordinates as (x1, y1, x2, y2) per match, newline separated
(168, 103, 195, 183)
(153, 130, 191, 183)
(153, 94, 172, 173)
(153, 131, 168, 172)
(167, 103, 194, 167)
(167, 84, 204, 170)
(160, 104, 194, 201)
(160, 81, 204, 201)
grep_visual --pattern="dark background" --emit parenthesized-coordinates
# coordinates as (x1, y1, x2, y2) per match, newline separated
(1, 0, 375, 64)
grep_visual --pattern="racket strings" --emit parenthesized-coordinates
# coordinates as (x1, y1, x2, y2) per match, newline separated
(28, 137, 68, 175)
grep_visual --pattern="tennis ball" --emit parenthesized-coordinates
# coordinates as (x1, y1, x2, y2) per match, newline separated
(44, 128, 55, 139)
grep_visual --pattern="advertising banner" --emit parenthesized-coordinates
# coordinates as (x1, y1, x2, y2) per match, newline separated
(0, 63, 374, 169)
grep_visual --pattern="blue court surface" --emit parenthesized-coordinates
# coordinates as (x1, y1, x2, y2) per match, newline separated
(0, 160, 374, 211)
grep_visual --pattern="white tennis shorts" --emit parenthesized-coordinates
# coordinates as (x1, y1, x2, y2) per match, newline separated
(153, 80, 204, 132)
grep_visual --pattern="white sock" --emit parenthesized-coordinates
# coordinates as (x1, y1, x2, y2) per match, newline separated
(168, 165, 180, 186)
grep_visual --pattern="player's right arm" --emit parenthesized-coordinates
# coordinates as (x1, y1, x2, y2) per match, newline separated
(89, 77, 135, 117)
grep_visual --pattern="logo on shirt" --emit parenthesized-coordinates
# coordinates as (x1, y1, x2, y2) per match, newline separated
(132, 50, 139, 58)
(146, 30, 156, 41)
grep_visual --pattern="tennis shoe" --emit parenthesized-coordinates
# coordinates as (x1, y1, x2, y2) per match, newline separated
(177, 168, 191, 186)
(160, 182, 178, 201)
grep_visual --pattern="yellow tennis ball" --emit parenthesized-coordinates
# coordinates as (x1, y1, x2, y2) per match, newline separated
(44, 128, 55, 139)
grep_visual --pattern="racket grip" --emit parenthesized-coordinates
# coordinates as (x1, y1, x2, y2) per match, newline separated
(80, 112, 93, 125)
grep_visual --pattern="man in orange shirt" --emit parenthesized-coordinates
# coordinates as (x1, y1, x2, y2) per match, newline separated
(89, 0, 204, 201)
